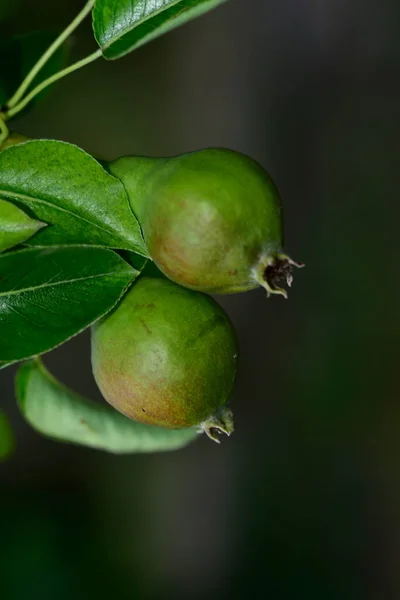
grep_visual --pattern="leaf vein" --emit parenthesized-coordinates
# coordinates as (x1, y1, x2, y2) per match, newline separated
(0, 270, 131, 298)
(0, 189, 130, 245)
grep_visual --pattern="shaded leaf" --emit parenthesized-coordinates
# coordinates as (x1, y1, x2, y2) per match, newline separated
(0, 245, 137, 362)
(117, 250, 149, 271)
(0, 410, 15, 461)
(0, 140, 148, 255)
(0, 30, 67, 109)
(93, 0, 229, 60)
(16, 359, 200, 453)
(0, 198, 45, 251)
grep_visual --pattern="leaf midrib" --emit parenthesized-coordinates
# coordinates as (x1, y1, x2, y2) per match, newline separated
(0, 268, 132, 298)
(0, 188, 131, 247)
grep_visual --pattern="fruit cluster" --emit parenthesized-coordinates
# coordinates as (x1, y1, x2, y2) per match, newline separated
(0, 134, 302, 444)
(0, 1, 303, 452)
(92, 148, 303, 442)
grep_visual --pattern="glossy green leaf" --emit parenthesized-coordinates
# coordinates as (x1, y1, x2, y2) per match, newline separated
(0, 246, 137, 362)
(0, 410, 15, 460)
(93, 0, 229, 60)
(0, 360, 16, 370)
(0, 30, 67, 109)
(16, 360, 200, 453)
(0, 198, 45, 252)
(0, 140, 148, 255)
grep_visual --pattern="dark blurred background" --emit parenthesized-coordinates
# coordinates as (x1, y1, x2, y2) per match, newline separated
(1, 0, 399, 598)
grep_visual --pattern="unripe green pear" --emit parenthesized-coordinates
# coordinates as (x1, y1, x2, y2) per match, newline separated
(91, 276, 237, 442)
(109, 148, 303, 297)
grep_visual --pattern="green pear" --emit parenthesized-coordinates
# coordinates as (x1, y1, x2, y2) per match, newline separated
(109, 148, 303, 297)
(91, 276, 237, 442)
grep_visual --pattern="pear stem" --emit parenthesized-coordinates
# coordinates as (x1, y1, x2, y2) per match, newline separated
(253, 252, 305, 299)
(200, 406, 234, 444)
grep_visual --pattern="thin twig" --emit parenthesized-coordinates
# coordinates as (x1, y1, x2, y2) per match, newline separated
(6, 0, 96, 110)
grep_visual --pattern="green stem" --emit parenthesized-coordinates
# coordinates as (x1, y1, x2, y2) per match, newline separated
(5, 49, 103, 120)
(6, 0, 96, 110)
(0, 115, 9, 146)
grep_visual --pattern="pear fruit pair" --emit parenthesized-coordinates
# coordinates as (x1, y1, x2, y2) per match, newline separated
(94, 148, 302, 440)
(1, 134, 302, 440)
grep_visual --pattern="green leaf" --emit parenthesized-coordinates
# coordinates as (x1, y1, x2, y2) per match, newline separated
(0, 410, 15, 460)
(16, 360, 199, 453)
(0, 30, 67, 109)
(0, 140, 148, 255)
(0, 198, 45, 252)
(0, 245, 137, 362)
(0, 360, 16, 370)
(117, 250, 149, 271)
(93, 0, 229, 60)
